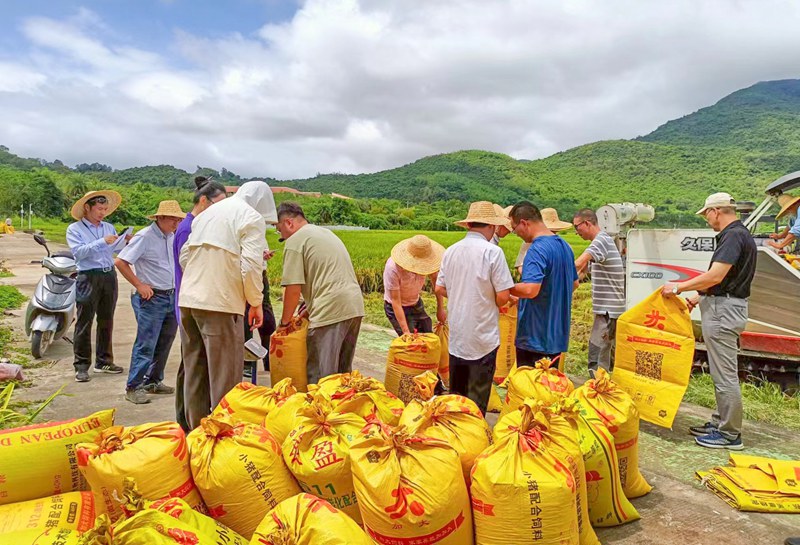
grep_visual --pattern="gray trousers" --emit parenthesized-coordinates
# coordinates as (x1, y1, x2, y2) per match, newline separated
(180, 307, 244, 429)
(306, 317, 362, 385)
(700, 296, 747, 440)
(588, 313, 617, 372)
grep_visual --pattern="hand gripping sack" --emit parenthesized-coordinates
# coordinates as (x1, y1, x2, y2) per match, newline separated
(385, 333, 441, 404)
(282, 397, 367, 523)
(499, 358, 574, 419)
(0, 492, 95, 534)
(76, 421, 202, 521)
(350, 425, 473, 545)
(213, 380, 294, 425)
(572, 368, 652, 499)
(318, 370, 405, 426)
(0, 409, 114, 505)
(471, 402, 578, 545)
(251, 493, 374, 545)
(495, 303, 517, 381)
(270, 317, 309, 392)
(187, 413, 301, 538)
(399, 371, 491, 483)
(433, 322, 450, 387)
(613, 289, 695, 428)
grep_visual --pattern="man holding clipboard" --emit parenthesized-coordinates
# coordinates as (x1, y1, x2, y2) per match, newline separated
(66, 190, 132, 383)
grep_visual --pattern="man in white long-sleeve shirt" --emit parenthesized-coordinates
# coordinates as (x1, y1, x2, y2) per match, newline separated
(179, 181, 277, 428)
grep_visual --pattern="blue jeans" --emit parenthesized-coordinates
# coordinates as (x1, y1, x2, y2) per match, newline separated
(127, 292, 178, 390)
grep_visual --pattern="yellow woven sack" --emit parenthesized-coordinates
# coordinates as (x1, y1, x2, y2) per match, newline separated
(471, 402, 578, 545)
(613, 289, 695, 428)
(0, 492, 95, 534)
(0, 409, 114, 505)
(81, 510, 237, 545)
(318, 370, 405, 426)
(282, 397, 367, 523)
(495, 303, 517, 382)
(487, 386, 504, 413)
(696, 466, 800, 513)
(2, 528, 81, 545)
(499, 358, 574, 418)
(572, 369, 652, 499)
(251, 493, 374, 545)
(385, 333, 441, 404)
(76, 422, 202, 521)
(729, 454, 800, 496)
(399, 372, 491, 483)
(270, 317, 309, 392)
(187, 413, 301, 538)
(262, 385, 313, 446)
(434, 322, 450, 387)
(350, 425, 473, 545)
(213, 382, 278, 425)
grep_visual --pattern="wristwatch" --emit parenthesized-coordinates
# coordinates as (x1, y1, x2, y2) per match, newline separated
(671, 284, 680, 295)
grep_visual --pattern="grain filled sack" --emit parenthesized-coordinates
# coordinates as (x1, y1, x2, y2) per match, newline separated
(251, 493, 374, 545)
(2, 528, 81, 545)
(494, 302, 517, 381)
(263, 386, 313, 446)
(350, 425, 473, 545)
(187, 413, 301, 538)
(434, 321, 450, 387)
(471, 402, 578, 545)
(270, 317, 309, 392)
(575, 408, 639, 527)
(499, 358, 574, 418)
(81, 509, 242, 545)
(318, 370, 405, 426)
(385, 332, 441, 404)
(76, 422, 202, 521)
(213, 381, 281, 425)
(0, 491, 95, 534)
(572, 368, 652, 499)
(282, 397, 367, 523)
(399, 371, 491, 482)
(613, 289, 695, 428)
(0, 409, 114, 505)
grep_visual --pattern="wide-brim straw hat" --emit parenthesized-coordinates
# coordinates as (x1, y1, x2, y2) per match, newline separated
(70, 190, 122, 220)
(493, 204, 513, 231)
(455, 201, 508, 228)
(541, 208, 572, 232)
(776, 193, 800, 220)
(147, 200, 187, 220)
(391, 235, 445, 276)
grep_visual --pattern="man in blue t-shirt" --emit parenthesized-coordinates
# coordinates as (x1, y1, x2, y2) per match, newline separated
(509, 202, 579, 367)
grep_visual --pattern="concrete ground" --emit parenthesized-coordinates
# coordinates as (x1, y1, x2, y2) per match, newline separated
(1, 232, 798, 544)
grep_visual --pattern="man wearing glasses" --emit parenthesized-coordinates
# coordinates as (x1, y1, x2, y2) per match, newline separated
(573, 208, 626, 376)
(66, 190, 128, 382)
(662, 192, 756, 450)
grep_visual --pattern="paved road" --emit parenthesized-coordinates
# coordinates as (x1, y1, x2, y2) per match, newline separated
(1, 231, 798, 544)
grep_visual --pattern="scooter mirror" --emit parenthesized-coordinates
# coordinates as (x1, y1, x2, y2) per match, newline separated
(33, 234, 47, 246)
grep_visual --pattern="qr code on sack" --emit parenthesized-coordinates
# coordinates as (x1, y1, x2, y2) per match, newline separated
(634, 350, 663, 380)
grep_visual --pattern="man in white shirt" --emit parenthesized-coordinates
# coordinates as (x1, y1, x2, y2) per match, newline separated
(435, 201, 515, 414)
(179, 181, 277, 428)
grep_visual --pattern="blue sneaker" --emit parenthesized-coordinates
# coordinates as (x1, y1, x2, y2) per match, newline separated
(689, 421, 718, 437)
(695, 430, 744, 450)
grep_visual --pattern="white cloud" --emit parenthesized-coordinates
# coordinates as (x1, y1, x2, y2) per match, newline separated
(2, 1, 800, 179)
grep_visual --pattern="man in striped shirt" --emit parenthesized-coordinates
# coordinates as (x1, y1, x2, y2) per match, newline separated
(573, 209, 626, 375)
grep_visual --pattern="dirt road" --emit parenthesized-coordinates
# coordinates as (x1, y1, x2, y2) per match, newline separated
(1, 231, 798, 544)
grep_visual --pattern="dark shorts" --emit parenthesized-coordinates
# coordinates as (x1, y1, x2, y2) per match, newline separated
(449, 347, 498, 415)
(516, 347, 562, 368)
(384, 298, 433, 336)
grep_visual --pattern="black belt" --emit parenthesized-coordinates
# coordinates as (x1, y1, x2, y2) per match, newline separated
(80, 267, 115, 275)
(152, 288, 175, 295)
(703, 293, 744, 299)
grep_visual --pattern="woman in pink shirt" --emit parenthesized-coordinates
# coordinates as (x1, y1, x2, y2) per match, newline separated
(383, 235, 447, 336)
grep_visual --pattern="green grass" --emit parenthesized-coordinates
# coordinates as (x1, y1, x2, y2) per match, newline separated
(0, 285, 25, 313)
(0, 383, 64, 430)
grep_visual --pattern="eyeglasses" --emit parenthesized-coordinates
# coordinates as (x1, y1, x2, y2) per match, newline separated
(573, 220, 589, 229)
(86, 196, 108, 206)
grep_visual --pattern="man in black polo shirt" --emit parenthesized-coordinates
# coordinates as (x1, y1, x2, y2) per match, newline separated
(662, 192, 756, 450)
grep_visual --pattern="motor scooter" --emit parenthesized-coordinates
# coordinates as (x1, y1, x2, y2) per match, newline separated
(24, 234, 77, 358)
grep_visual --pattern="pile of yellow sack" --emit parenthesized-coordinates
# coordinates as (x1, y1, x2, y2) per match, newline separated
(697, 454, 800, 513)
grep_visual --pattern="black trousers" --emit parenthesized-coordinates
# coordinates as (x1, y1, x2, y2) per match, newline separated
(516, 347, 562, 368)
(73, 271, 118, 371)
(449, 347, 498, 415)
(384, 298, 433, 336)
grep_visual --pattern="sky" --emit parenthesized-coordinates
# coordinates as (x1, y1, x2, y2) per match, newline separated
(3, 0, 800, 180)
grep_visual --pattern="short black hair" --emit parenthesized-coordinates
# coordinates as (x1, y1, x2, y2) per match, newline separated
(509, 201, 542, 223)
(573, 208, 598, 225)
(277, 201, 307, 221)
(467, 222, 490, 229)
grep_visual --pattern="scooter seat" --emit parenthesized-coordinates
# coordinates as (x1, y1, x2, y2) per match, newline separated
(52, 250, 74, 259)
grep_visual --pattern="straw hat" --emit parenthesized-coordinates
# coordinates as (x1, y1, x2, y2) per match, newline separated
(776, 193, 800, 220)
(541, 208, 572, 232)
(147, 200, 187, 220)
(391, 235, 445, 276)
(493, 204, 513, 231)
(455, 201, 507, 228)
(70, 190, 122, 220)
